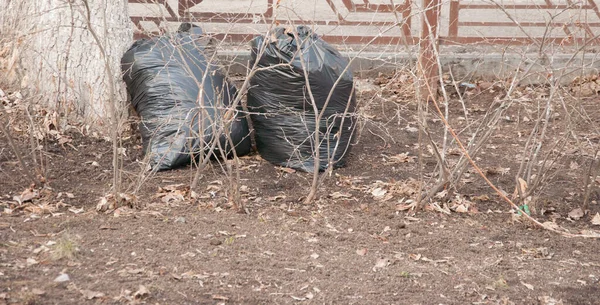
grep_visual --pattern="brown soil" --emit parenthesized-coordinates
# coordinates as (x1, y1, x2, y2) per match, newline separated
(2, 77, 600, 305)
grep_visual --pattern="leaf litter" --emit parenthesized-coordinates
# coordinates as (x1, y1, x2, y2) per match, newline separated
(4, 78, 600, 304)
(366, 179, 421, 202)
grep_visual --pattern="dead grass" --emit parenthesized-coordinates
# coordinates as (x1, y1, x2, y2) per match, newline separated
(51, 234, 78, 261)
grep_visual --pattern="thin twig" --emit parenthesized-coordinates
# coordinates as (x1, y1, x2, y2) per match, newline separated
(0, 106, 39, 186)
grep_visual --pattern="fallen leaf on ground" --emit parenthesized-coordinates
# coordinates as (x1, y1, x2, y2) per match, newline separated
(581, 229, 600, 237)
(68, 207, 84, 214)
(99, 225, 118, 230)
(385, 153, 416, 164)
(276, 167, 296, 174)
(329, 191, 353, 199)
(542, 221, 560, 230)
(356, 248, 368, 256)
(591, 213, 600, 226)
(569, 161, 579, 170)
(455, 204, 468, 213)
(31, 288, 45, 296)
(512, 177, 529, 203)
(409, 253, 422, 261)
(26, 258, 38, 267)
(373, 257, 391, 270)
(371, 188, 387, 199)
(396, 203, 414, 211)
(487, 167, 510, 175)
(538, 296, 564, 305)
(268, 195, 286, 201)
(521, 281, 534, 290)
(435, 190, 448, 199)
(117, 267, 145, 277)
(471, 194, 490, 201)
(291, 295, 306, 301)
(521, 247, 552, 259)
(13, 188, 38, 204)
(80, 289, 105, 300)
(159, 193, 185, 203)
(54, 273, 70, 282)
(32, 245, 49, 254)
(113, 206, 134, 218)
(568, 208, 584, 220)
(96, 195, 115, 212)
(133, 285, 149, 298)
(156, 184, 189, 203)
(212, 295, 229, 301)
(57, 135, 72, 145)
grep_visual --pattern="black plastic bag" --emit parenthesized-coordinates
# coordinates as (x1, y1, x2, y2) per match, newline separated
(121, 25, 251, 171)
(247, 26, 356, 172)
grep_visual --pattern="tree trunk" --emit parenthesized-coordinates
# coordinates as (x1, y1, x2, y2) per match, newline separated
(0, 0, 132, 130)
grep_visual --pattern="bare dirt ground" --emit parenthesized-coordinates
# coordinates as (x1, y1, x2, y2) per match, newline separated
(2, 75, 600, 305)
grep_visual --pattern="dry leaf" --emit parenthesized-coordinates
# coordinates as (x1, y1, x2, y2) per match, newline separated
(80, 289, 105, 300)
(113, 206, 134, 218)
(32, 245, 49, 254)
(396, 203, 414, 211)
(96, 195, 114, 212)
(212, 295, 229, 301)
(455, 204, 468, 213)
(592, 213, 600, 226)
(133, 285, 149, 298)
(513, 177, 528, 198)
(54, 273, 70, 282)
(409, 253, 422, 261)
(68, 207, 84, 214)
(291, 295, 306, 301)
(521, 247, 552, 259)
(569, 161, 579, 170)
(542, 221, 560, 230)
(521, 281, 534, 290)
(13, 188, 38, 204)
(58, 136, 72, 145)
(31, 288, 45, 296)
(267, 195, 286, 201)
(329, 192, 353, 199)
(385, 153, 416, 164)
(538, 296, 564, 305)
(434, 190, 448, 199)
(371, 188, 387, 198)
(160, 193, 185, 203)
(26, 258, 38, 267)
(156, 184, 189, 203)
(356, 248, 367, 256)
(471, 194, 490, 201)
(118, 193, 137, 204)
(580, 229, 600, 237)
(568, 208, 584, 220)
(487, 167, 510, 175)
(276, 167, 296, 174)
(373, 257, 391, 270)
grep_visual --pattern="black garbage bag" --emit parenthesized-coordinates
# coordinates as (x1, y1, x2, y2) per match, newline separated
(247, 26, 356, 172)
(121, 25, 251, 171)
